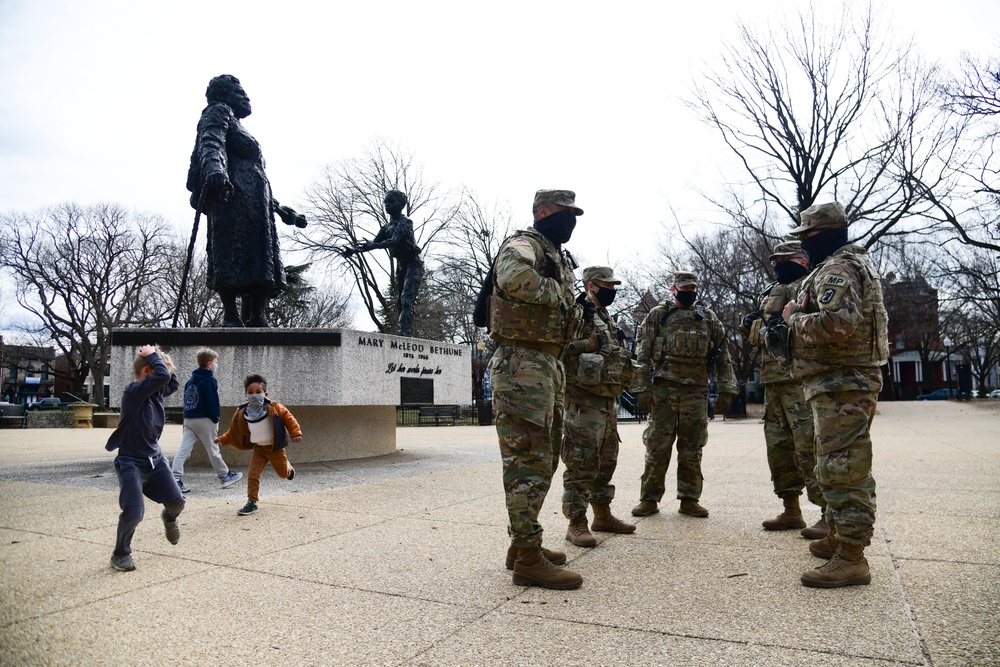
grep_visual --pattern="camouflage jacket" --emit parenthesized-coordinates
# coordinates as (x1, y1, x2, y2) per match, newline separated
(633, 301, 737, 394)
(563, 296, 635, 402)
(740, 277, 806, 385)
(787, 244, 889, 399)
(488, 228, 581, 346)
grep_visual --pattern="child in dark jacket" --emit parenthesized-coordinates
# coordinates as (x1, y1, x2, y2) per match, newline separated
(170, 348, 243, 492)
(216, 374, 302, 515)
(105, 345, 183, 571)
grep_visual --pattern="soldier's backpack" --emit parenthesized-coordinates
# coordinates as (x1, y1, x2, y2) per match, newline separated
(472, 265, 495, 330)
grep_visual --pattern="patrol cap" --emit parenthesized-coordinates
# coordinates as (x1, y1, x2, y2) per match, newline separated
(582, 266, 622, 285)
(533, 189, 584, 215)
(769, 241, 808, 263)
(673, 271, 698, 287)
(789, 201, 847, 235)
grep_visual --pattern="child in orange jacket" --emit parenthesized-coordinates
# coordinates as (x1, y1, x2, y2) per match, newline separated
(216, 374, 302, 515)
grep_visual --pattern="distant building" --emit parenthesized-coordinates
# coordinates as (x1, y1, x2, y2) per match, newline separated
(883, 276, 959, 400)
(0, 336, 56, 405)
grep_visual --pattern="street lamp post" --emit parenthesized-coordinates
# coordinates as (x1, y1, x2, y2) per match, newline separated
(475, 339, 492, 425)
(943, 336, 953, 399)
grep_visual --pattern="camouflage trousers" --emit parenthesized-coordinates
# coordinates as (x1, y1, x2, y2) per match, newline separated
(639, 380, 708, 503)
(809, 390, 878, 546)
(763, 381, 824, 509)
(561, 393, 620, 520)
(491, 344, 564, 549)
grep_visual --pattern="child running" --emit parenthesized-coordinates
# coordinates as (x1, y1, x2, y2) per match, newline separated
(216, 374, 302, 515)
(105, 345, 183, 571)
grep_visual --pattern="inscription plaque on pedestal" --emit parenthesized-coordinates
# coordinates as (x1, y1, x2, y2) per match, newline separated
(400, 377, 434, 405)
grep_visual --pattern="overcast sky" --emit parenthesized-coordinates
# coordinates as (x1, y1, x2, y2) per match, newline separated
(1, 0, 997, 332)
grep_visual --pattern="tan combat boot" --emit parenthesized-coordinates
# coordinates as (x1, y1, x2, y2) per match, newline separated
(504, 545, 566, 571)
(800, 543, 871, 588)
(678, 499, 709, 518)
(566, 516, 597, 547)
(591, 501, 637, 534)
(809, 530, 840, 559)
(762, 493, 806, 530)
(631, 500, 659, 517)
(800, 515, 831, 540)
(512, 547, 583, 590)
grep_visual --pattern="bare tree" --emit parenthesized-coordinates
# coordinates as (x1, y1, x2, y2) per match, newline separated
(0, 203, 174, 408)
(937, 242, 1000, 391)
(267, 264, 353, 329)
(913, 50, 1000, 253)
(688, 3, 951, 247)
(295, 140, 458, 333)
(428, 191, 516, 344)
(156, 248, 224, 328)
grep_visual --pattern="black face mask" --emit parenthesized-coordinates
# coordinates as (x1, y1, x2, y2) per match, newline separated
(675, 290, 697, 308)
(593, 286, 617, 307)
(533, 210, 577, 245)
(773, 261, 810, 285)
(799, 228, 848, 266)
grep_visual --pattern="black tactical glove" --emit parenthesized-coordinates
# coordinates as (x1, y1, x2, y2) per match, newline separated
(764, 315, 792, 362)
(582, 300, 597, 323)
(742, 311, 762, 331)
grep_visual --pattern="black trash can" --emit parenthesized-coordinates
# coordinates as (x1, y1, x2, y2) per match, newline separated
(477, 400, 493, 426)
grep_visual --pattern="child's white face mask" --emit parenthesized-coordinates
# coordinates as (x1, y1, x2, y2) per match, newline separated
(247, 393, 266, 409)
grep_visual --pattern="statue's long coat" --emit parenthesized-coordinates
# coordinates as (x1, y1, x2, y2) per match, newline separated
(187, 102, 285, 294)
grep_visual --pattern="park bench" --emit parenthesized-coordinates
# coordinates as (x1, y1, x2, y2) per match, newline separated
(0, 404, 28, 428)
(417, 405, 459, 426)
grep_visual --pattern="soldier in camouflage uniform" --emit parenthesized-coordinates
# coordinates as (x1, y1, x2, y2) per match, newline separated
(631, 272, 738, 519)
(561, 266, 637, 547)
(488, 189, 585, 590)
(781, 202, 889, 588)
(740, 242, 828, 537)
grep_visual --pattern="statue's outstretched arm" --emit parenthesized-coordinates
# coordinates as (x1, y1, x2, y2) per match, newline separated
(273, 199, 307, 228)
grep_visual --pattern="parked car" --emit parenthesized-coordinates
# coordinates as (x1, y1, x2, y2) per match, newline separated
(988, 389, 1000, 399)
(27, 398, 62, 411)
(915, 389, 956, 401)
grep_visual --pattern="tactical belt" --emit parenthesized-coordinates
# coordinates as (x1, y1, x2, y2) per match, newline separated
(500, 338, 563, 358)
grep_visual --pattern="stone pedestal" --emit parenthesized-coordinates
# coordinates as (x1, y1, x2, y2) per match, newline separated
(110, 328, 471, 463)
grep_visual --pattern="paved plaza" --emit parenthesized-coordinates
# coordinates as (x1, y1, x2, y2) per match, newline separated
(0, 401, 997, 666)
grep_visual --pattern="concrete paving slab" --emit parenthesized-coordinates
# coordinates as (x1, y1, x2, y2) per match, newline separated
(1, 567, 484, 667)
(0, 531, 212, 626)
(500, 537, 923, 664)
(265, 473, 493, 518)
(1, 485, 117, 538)
(411, 613, 915, 667)
(900, 559, 1000, 667)
(0, 479, 108, 510)
(244, 516, 518, 607)
(875, 480, 1000, 513)
(879, 511, 998, 563)
(141, 498, 388, 566)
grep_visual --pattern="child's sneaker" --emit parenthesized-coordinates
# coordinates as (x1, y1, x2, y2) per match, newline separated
(161, 510, 180, 545)
(177, 479, 191, 494)
(110, 553, 136, 571)
(220, 471, 244, 489)
(287, 467, 295, 481)
(237, 501, 258, 516)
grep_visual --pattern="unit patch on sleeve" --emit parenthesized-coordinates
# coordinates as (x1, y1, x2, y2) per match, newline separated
(817, 274, 849, 310)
